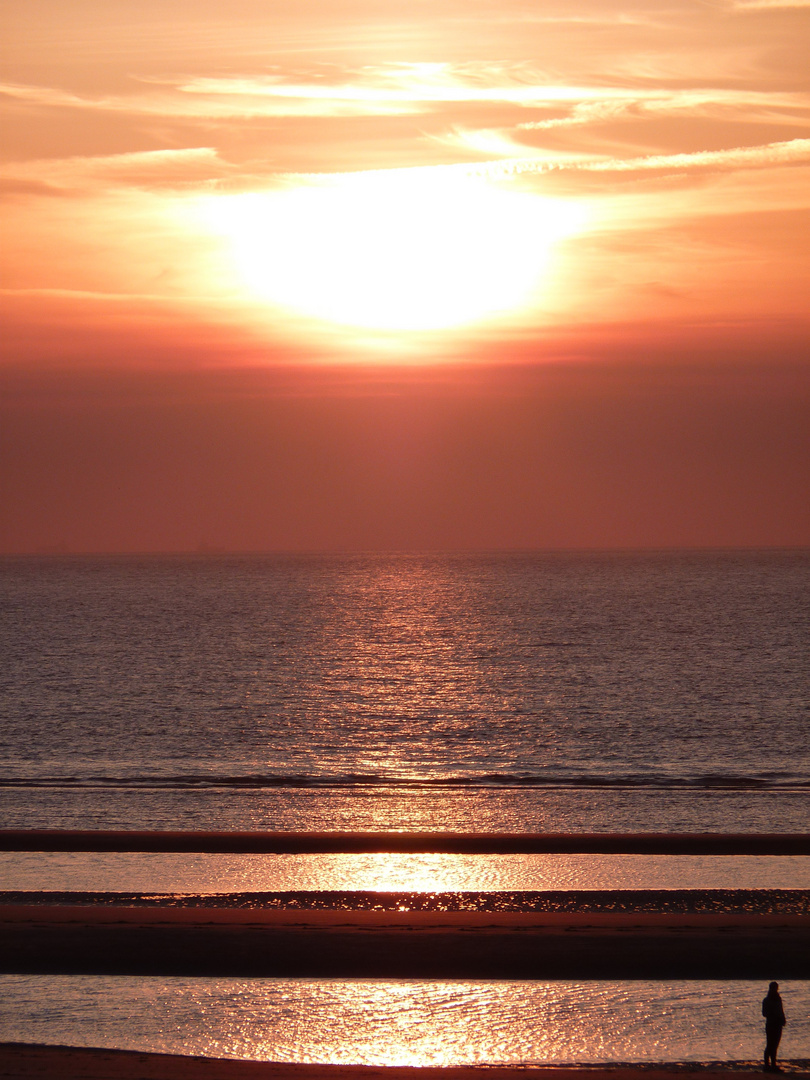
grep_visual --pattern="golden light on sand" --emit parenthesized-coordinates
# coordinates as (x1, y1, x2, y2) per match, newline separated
(200, 169, 587, 333)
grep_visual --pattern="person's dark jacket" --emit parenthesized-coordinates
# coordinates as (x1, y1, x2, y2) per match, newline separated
(763, 993, 786, 1027)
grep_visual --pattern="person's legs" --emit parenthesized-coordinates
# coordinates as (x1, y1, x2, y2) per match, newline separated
(772, 1025, 782, 1069)
(765, 1024, 783, 1071)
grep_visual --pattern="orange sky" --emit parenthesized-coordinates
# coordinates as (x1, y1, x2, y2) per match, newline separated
(1, 0, 809, 551)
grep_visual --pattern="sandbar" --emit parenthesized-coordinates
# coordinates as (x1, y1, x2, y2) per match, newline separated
(1, 830, 809, 854)
(2, 897, 808, 978)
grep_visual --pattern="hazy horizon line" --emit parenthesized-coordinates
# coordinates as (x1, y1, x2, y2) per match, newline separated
(2, 545, 807, 559)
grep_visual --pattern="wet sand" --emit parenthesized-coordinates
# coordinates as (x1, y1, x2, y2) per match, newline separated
(2, 900, 808, 978)
(1, 1045, 809, 1080)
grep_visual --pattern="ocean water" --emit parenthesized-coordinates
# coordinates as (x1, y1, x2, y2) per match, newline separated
(4, 851, 810, 894)
(2, 550, 809, 833)
(1, 977, 809, 1065)
(1, 550, 809, 1063)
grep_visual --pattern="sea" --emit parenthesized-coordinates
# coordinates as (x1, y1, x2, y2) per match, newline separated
(1, 550, 808, 1064)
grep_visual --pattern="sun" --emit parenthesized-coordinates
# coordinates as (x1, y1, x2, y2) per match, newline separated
(200, 168, 586, 333)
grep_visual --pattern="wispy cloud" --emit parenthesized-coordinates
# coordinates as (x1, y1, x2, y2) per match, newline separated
(3, 64, 582, 120)
(135, 62, 810, 122)
(0, 148, 229, 196)
(515, 89, 810, 131)
(1, 79, 417, 120)
(481, 137, 810, 179)
(575, 137, 810, 172)
(174, 64, 598, 109)
(75, 147, 223, 176)
(6, 133, 809, 204)
(4, 65, 503, 121)
(729, 0, 810, 8)
(267, 137, 810, 212)
(6, 64, 807, 129)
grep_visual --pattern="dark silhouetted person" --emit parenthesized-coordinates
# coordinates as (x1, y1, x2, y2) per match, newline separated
(762, 981, 786, 1071)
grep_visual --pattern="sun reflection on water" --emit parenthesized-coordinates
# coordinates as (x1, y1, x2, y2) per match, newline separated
(2, 851, 810, 894)
(4, 976, 809, 1065)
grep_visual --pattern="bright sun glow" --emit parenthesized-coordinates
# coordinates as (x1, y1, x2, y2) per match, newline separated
(200, 169, 587, 332)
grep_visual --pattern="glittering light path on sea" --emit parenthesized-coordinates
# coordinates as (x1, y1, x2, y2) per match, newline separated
(2, 979, 810, 1068)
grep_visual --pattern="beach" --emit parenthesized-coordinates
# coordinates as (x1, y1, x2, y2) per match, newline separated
(2, 1044, 810, 1079)
(2, 896, 808, 979)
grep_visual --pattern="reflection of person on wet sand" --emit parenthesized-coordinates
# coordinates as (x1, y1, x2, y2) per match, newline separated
(762, 981, 786, 1072)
